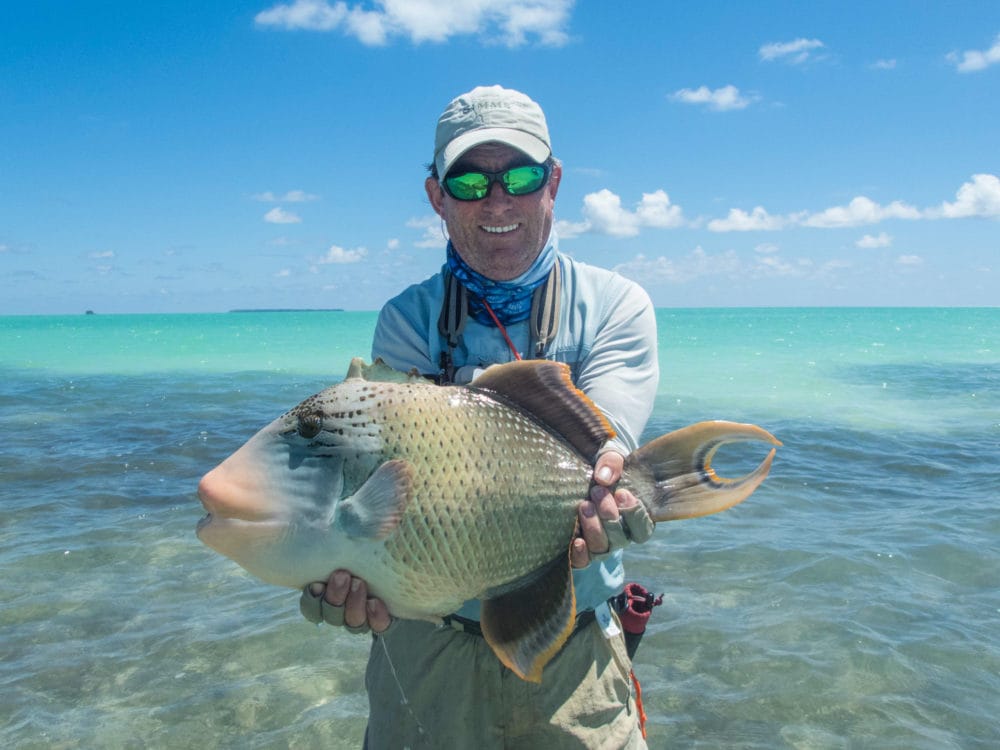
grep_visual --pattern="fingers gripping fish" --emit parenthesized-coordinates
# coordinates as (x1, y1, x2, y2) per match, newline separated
(196, 359, 780, 682)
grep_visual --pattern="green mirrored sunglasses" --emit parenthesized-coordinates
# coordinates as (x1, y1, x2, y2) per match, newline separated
(443, 164, 550, 201)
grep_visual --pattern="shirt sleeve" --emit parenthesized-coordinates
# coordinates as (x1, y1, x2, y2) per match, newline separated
(371, 281, 440, 377)
(574, 276, 659, 456)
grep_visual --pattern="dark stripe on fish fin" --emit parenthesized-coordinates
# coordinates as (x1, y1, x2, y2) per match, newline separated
(335, 459, 413, 540)
(471, 361, 615, 461)
(626, 421, 781, 521)
(480, 551, 576, 683)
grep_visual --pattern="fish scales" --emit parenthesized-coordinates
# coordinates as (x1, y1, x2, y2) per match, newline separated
(321, 378, 591, 611)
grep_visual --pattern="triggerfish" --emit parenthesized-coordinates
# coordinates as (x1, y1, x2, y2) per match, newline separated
(197, 359, 780, 682)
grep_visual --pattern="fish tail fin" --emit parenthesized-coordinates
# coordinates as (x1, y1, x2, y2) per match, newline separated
(626, 421, 781, 522)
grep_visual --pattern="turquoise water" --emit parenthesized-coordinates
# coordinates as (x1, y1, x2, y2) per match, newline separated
(1, 309, 998, 748)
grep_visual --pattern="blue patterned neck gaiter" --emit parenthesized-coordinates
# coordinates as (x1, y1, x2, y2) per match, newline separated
(446, 234, 557, 326)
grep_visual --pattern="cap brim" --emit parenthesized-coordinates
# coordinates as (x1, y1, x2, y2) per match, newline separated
(437, 128, 551, 178)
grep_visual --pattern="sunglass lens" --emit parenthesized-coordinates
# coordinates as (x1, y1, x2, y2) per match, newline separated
(445, 172, 489, 200)
(503, 165, 547, 195)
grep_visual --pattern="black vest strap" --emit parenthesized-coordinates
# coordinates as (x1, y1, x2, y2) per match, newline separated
(437, 272, 468, 384)
(530, 259, 561, 358)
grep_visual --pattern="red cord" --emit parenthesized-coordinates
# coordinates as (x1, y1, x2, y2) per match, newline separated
(631, 669, 648, 739)
(480, 299, 522, 361)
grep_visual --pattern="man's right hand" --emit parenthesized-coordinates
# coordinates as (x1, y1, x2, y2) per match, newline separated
(299, 569, 394, 634)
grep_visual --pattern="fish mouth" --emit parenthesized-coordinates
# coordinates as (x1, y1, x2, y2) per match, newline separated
(196, 513, 213, 534)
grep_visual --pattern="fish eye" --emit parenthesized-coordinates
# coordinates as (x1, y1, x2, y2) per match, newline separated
(297, 412, 323, 439)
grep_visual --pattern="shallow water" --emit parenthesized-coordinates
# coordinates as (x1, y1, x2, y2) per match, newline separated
(1, 308, 997, 748)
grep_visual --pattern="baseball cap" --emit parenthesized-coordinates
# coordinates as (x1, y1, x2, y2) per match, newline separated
(433, 85, 552, 178)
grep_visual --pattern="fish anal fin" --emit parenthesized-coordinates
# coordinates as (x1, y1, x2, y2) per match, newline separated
(335, 459, 413, 540)
(480, 551, 576, 683)
(472, 361, 614, 461)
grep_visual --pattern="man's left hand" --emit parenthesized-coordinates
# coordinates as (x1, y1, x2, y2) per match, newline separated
(572, 451, 655, 568)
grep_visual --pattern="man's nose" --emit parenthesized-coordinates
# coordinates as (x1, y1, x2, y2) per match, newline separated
(482, 181, 514, 205)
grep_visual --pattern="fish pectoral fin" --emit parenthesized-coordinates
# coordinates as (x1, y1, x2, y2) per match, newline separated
(628, 420, 781, 521)
(335, 459, 414, 540)
(480, 552, 576, 684)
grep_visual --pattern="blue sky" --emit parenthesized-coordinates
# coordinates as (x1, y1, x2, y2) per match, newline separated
(2, 1, 998, 314)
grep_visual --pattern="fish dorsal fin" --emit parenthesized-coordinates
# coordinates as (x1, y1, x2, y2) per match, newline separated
(345, 357, 425, 383)
(345, 357, 367, 380)
(480, 551, 576, 683)
(335, 459, 413, 540)
(471, 360, 615, 461)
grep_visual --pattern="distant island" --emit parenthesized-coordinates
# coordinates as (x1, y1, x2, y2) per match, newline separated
(228, 308, 345, 313)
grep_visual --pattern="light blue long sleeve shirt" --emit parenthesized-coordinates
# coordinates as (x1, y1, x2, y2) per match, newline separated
(371, 248, 659, 617)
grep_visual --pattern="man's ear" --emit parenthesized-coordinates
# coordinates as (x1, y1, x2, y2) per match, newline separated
(545, 162, 562, 202)
(425, 176, 445, 217)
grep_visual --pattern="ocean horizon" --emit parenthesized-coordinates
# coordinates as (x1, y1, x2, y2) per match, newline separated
(2, 307, 997, 748)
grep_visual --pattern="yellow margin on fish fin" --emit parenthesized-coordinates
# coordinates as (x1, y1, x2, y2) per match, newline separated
(480, 546, 577, 683)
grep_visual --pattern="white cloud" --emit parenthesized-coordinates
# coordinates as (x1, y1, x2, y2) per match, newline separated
(633, 190, 685, 229)
(753, 253, 801, 277)
(566, 174, 1000, 241)
(255, 0, 346, 30)
(671, 85, 756, 111)
(932, 173, 1000, 218)
(614, 247, 741, 283)
(871, 58, 897, 70)
(856, 232, 892, 248)
(275, 268, 292, 277)
(896, 255, 923, 267)
(613, 246, 826, 285)
(801, 196, 921, 228)
(708, 206, 793, 232)
(553, 218, 590, 239)
(407, 215, 446, 248)
(89, 250, 116, 259)
(948, 33, 1000, 73)
(579, 189, 685, 237)
(253, 190, 319, 202)
(319, 244, 367, 263)
(254, 0, 574, 47)
(264, 207, 302, 224)
(759, 38, 825, 64)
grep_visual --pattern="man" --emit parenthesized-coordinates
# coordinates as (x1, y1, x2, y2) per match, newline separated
(300, 85, 659, 749)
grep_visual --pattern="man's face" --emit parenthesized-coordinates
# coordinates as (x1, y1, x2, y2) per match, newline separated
(426, 142, 561, 281)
